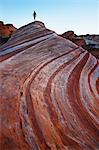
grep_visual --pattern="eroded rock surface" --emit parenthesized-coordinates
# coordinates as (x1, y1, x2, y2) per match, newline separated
(0, 21, 99, 150)
(0, 21, 17, 46)
(61, 31, 86, 47)
(61, 31, 99, 59)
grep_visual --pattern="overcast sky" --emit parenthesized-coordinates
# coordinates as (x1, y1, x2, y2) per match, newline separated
(0, 0, 99, 35)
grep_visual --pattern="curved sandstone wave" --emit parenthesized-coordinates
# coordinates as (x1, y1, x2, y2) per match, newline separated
(0, 21, 99, 150)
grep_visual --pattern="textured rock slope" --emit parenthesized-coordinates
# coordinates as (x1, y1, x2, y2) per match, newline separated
(0, 21, 99, 150)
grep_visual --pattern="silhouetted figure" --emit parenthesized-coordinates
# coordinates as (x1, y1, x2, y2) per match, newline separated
(33, 11, 36, 21)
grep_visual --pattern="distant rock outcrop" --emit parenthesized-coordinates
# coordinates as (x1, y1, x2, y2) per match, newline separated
(61, 31, 86, 47)
(81, 34, 99, 58)
(0, 21, 17, 46)
(0, 21, 99, 150)
(61, 31, 99, 59)
(61, 31, 75, 40)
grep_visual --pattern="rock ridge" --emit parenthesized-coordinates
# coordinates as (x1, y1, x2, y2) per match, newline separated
(0, 21, 99, 150)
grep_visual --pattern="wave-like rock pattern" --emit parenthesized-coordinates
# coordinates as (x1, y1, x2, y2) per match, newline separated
(0, 21, 99, 150)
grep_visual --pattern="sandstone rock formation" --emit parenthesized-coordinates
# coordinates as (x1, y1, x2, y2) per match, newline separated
(0, 21, 99, 150)
(61, 31, 86, 47)
(0, 21, 17, 46)
(82, 34, 99, 59)
(61, 31, 99, 59)
(61, 31, 75, 40)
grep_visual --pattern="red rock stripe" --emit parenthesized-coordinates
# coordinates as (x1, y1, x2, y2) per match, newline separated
(0, 34, 56, 62)
(0, 29, 54, 52)
(43, 53, 86, 149)
(20, 47, 81, 149)
(66, 53, 99, 149)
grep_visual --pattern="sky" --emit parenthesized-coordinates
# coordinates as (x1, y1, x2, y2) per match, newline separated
(0, 0, 99, 35)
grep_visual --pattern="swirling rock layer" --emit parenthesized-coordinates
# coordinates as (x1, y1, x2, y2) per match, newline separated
(0, 21, 99, 150)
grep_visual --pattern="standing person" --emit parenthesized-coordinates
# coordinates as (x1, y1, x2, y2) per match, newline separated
(33, 11, 36, 21)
